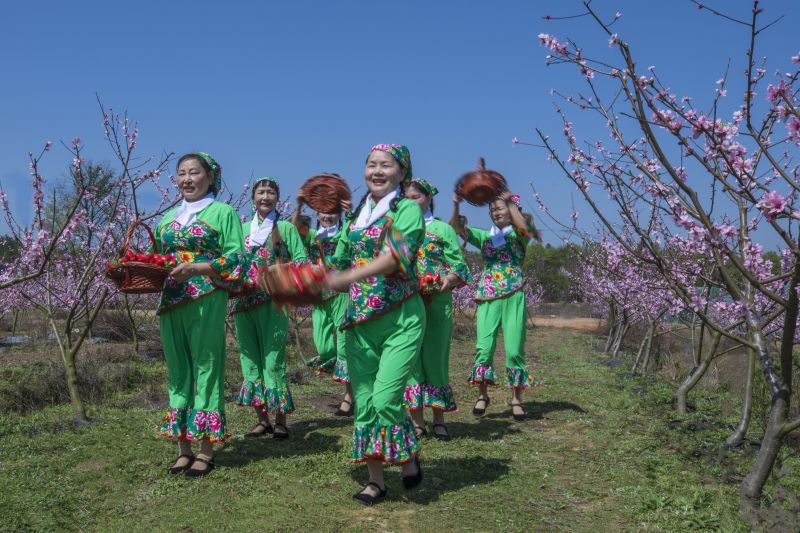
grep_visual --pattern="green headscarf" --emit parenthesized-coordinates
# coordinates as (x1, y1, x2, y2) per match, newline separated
(409, 178, 438, 197)
(368, 144, 413, 181)
(194, 152, 222, 195)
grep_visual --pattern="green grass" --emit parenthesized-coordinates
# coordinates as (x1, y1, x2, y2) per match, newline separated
(0, 326, 783, 532)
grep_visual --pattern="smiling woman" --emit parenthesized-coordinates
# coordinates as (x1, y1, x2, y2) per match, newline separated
(324, 143, 426, 505)
(152, 152, 245, 478)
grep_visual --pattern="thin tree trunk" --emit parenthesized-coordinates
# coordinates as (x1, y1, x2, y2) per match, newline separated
(62, 339, 88, 422)
(122, 295, 139, 353)
(726, 347, 756, 447)
(631, 325, 649, 373)
(741, 256, 800, 515)
(11, 309, 20, 337)
(640, 321, 656, 374)
(675, 331, 721, 415)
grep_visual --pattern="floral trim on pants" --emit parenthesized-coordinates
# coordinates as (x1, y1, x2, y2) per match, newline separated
(423, 383, 457, 412)
(235, 380, 267, 407)
(332, 360, 350, 384)
(351, 417, 420, 464)
(403, 383, 423, 410)
(468, 363, 498, 386)
(306, 355, 336, 375)
(265, 386, 295, 414)
(505, 367, 541, 390)
(159, 408, 230, 443)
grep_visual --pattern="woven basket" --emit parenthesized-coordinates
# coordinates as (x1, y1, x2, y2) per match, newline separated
(299, 174, 351, 213)
(455, 157, 507, 206)
(106, 221, 170, 294)
(257, 262, 328, 306)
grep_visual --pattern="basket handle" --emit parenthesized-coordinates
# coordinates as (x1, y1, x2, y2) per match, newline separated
(121, 219, 158, 258)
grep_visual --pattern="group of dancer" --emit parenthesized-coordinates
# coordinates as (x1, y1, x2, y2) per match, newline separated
(149, 145, 542, 505)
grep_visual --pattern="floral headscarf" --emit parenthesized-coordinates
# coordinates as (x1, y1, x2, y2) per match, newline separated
(510, 194, 521, 209)
(409, 178, 438, 197)
(369, 144, 413, 181)
(195, 152, 222, 195)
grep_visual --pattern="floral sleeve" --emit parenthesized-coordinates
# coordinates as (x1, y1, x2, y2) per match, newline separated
(208, 205, 245, 282)
(440, 222, 472, 285)
(382, 199, 424, 280)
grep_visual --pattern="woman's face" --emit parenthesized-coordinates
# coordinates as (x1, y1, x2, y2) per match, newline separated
(317, 212, 338, 228)
(404, 185, 431, 213)
(177, 158, 213, 201)
(253, 181, 279, 218)
(365, 151, 405, 199)
(489, 198, 512, 228)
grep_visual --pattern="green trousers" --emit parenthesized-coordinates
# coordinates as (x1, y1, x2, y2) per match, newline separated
(347, 295, 424, 463)
(234, 301, 294, 414)
(405, 291, 457, 412)
(158, 290, 230, 443)
(469, 289, 537, 390)
(307, 293, 349, 383)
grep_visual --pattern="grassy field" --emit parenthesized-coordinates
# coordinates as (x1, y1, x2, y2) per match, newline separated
(1, 321, 793, 532)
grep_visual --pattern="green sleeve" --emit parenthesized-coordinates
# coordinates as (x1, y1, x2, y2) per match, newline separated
(330, 224, 351, 271)
(207, 204, 246, 281)
(466, 226, 488, 249)
(439, 222, 472, 284)
(382, 199, 424, 280)
(150, 208, 177, 254)
(278, 221, 308, 263)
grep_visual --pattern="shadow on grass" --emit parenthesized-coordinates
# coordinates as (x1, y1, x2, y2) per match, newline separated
(444, 419, 522, 441)
(214, 416, 351, 468)
(483, 400, 587, 421)
(349, 455, 511, 504)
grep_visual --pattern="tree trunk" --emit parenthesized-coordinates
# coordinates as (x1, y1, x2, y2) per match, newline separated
(11, 309, 20, 337)
(675, 331, 721, 415)
(122, 294, 139, 353)
(62, 341, 88, 422)
(631, 327, 648, 373)
(726, 347, 755, 447)
(640, 321, 656, 375)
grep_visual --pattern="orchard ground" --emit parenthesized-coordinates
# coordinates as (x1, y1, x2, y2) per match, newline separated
(0, 314, 797, 532)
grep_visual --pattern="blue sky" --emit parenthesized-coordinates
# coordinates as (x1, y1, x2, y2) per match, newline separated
(1, 1, 797, 248)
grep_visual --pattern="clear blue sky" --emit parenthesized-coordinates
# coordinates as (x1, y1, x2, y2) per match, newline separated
(1, 1, 797, 248)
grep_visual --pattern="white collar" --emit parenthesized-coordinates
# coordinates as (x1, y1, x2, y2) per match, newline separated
(423, 210, 435, 226)
(489, 224, 514, 247)
(249, 210, 277, 247)
(351, 188, 399, 230)
(315, 223, 339, 241)
(173, 193, 214, 228)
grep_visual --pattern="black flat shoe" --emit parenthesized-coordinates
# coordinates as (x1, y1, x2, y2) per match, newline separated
(352, 481, 387, 506)
(510, 402, 526, 421)
(168, 454, 194, 475)
(472, 397, 490, 417)
(432, 423, 451, 441)
(184, 456, 215, 479)
(413, 425, 428, 439)
(334, 400, 353, 417)
(273, 422, 290, 440)
(244, 420, 274, 438)
(401, 456, 423, 490)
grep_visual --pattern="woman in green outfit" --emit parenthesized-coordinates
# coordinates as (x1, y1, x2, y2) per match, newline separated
(155, 152, 245, 478)
(293, 197, 354, 417)
(403, 178, 471, 441)
(232, 177, 307, 440)
(325, 144, 425, 505)
(451, 190, 542, 421)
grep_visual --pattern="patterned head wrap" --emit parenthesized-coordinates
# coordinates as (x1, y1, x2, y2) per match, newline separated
(510, 194, 521, 209)
(251, 176, 279, 191)
(369, 144, 413, 181)
(409, 178, 439, 197)
(194, 152, 222, 195)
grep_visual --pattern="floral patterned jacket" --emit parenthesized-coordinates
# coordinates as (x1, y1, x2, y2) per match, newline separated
(333, 198, 424, 327)
(154, 201, 245, 314)
(307, 226, 345, 302)
(417, 218, 472, 291)
(466, 223, 531, 301)
(230, 219, 308, 314)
